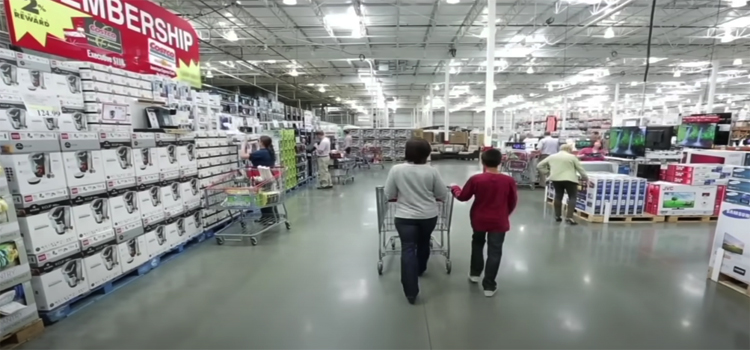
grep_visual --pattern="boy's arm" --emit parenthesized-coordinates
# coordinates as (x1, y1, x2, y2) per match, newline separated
(507, 179, 518, 214)
(452, 177, 475, 202)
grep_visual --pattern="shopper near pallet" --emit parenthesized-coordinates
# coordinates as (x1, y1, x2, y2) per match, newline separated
(314, 131, 333, 189)
(240, 135, 279, 224)
(343, 129, 353, 156)
(536, 132, 559, 184)
(384, 138, 449, 304)
(537, 144, 589, 225)
(450, 149, 518, 297)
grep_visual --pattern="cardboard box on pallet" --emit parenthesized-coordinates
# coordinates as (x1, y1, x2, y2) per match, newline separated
(30, 253, 89, 311)
(116, 234, 148, 273)
(645, 181, 718, 216)
(81, 230, 121, 289)
(576, 173, 648, 216)
(710, 200, 750, 284)
(144, 224, 169, 258)
(448, 131, 468, 145)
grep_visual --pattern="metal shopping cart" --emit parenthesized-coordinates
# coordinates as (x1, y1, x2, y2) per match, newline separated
(502, 150, 536, 189)
(375, 186, 454, 275)
(330, 155, 355, 184)
(356, 145, 385, 169)
(204, 166, 290, 246)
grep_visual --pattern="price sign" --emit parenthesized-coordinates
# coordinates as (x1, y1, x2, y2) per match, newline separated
(22, 93, 61, 117)
(101, 103, 129, 122)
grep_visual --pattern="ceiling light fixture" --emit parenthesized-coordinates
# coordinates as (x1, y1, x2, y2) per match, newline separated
(447, 0, 460, 4)
(319, 86, 326, 93)
(289, 69, 299, 77)
(721, 29, 735, 43)
(351, 28, 363, 38)
(656, 87, 662, 93)
(694, 82, 701, 88)
(734, 58, 743, 66)
(630, 81, 637, 87)
(527, 67, 534, 74)
(283, 0, 297, 4)
(434, 85, 440, 91)
(674, 70, 681, 77)
(336, 97, 341, 102)
(224, 29, 239, 42)
(604, 27, 615, 39)
(205, 70, 213, 78)
(731, 0, 746, 8)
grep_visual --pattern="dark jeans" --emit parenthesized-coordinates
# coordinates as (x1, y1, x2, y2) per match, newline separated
(394, 217, 438, 298)
(471, 231, 506, 290)
(552, 181, 578, 219)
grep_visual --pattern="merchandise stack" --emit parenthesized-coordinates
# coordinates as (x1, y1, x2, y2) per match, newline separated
(710, 165, 750, 287)
(647, 164, 732, 217)
(196, 131, 238, 229)
(0, 164, 40, 337)
(280, 129, 297, 190)
(350, 128, 413, 161)
(546, 173, 648, 216)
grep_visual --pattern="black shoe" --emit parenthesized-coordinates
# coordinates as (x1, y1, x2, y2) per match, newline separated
(555, 217, 563, 222)
(406, 296, 417, 304)
(566, 218, 578, 225)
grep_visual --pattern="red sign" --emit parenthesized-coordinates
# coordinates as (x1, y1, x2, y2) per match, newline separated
(683, 115, 721, 123)
(4, 0, 201, 87)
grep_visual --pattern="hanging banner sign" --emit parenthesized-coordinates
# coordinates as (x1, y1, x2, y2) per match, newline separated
(3, 0, 201, 88)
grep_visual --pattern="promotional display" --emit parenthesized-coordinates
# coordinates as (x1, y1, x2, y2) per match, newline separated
(3, 0, 201, 87)
(577, 173, 647, 216)
(80, 230, 121, 289)
(645, 181, 718, 216)
(663, 164, 732, 186)
(712, 200, 750, 284)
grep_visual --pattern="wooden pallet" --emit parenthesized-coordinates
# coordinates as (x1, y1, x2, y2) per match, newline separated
(0, 319, 44, 350)
(665, 215, 718, 223)
(545, 198, 664, 223)
(708, 268, 750, 298)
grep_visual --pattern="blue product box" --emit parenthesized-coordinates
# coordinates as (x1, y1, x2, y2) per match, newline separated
(731, 167, 750, 180)
(728, 178, 750, 194)
(724, 190, 750, 208)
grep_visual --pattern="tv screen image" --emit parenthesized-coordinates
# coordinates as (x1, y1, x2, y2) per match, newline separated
(608, 127, 646, 157)
(662, 192, 695, 209)
(677, 123, 716, 148)
(722, 233, 745, 255)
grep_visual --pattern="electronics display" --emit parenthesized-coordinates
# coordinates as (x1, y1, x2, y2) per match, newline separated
(645, 126, 675, 151)
(677, 123, 716, 149)
(608, 126, 646, 158)
(575, 139, 593, 150)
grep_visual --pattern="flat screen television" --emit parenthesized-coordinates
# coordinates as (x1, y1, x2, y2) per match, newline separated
(608, 126, 646, 158)
(645, 126, 676, 150)
(575, 138, 593, 149)
(677, 123, 716, 149)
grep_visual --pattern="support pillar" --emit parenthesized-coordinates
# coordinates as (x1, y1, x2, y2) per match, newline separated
(444, 62, 450, 134)
(483, 0, 496, 147)
(613, 82, 620, 126)
(707, 60, 719, 113)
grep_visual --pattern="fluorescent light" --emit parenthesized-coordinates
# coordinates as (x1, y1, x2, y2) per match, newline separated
(493, 84, 497, 91)
(205, 70, 214, 78)
(674, 70, 681, 77)
(319, 86, 326, 92)
(734, 58, 743, 66)
(351, 28, 362, 38)
(731, 0, 746, 8)
(630, 81, 637, 87)
(447, 0, 460, 3)
(336, 97, 341, 102)
(224, 30, 239, 42)
(548, 85, 553, 92)
(265, 60, 276, 64)
(283, 0, 297, 4)
(721, 29, 735, 43)
(604, 27, 615, 39)
(449, 67, 457, 74)
(694, 82, 700, 88)
(289, 69, 299, 77)
(434, 85, 440, 91)
(656, 87, 662, 93)
(526, 67, 534, 74)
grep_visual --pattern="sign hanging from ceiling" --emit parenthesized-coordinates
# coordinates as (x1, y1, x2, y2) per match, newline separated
(4, 0, 201, 87)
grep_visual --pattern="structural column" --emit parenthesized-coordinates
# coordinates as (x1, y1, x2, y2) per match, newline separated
(562, 95, 568, 131)
(444, 62, 450, 134)
(613, 82, 620, 126)
(429, 87, 434, 126)
(706, 60, 719, 113)
(483, 0, 496, 147)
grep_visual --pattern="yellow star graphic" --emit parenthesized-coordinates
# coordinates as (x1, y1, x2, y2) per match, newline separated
(8, 0, 90, 46)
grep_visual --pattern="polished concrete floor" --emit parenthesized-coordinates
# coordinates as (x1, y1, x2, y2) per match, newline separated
(23, 161, 750, 349)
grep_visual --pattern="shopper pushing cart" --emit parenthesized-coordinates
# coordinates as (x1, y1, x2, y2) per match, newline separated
(381, 138, 450, 305)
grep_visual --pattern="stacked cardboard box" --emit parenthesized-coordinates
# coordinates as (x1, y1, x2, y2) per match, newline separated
(710, 165, 750, 285)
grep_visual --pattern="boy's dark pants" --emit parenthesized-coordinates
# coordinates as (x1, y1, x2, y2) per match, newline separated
(470, 231, 507, 290)
(394, 217, 438, 298)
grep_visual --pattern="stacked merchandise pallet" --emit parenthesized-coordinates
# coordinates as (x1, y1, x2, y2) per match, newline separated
(196, 131, 239, 229)
(710, 165, 750, 296)
(0, 165, 43, 341)
(280, 129, 298, 191)
(349, 128, 413, 161)
(648, 164, 729, 221)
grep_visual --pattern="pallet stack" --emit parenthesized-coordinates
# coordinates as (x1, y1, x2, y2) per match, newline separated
(280, 129, 298, 190)
(349, 128, 414, 161)
(196, 131, 239, 229)
(0, 165, 43, 343)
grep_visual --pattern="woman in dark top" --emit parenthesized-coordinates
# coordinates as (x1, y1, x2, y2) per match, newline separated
(241, 135, 278, 224)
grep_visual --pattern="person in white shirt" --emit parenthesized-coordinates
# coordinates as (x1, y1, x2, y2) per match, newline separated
(343, 130, 353, 156)
(315, 131, 333, 189)
(536, 132, 559, 184)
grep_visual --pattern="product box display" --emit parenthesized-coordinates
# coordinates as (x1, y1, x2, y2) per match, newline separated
(727, 178, 750, 194)
(179, 178, 201, 211)
(731, 166, 750, 180)
(664, 163, 732, 185)
(107, 187, 144, 243)
(0, 91, 48, 131)
(59, 98, 87, 132)
(116, 235, 148, 273)
(144, 224, 169, 258)
(176, 144, 196, 169)
(157, 145, 180, 180)
(0, 131, 61, 154)
(61, 150, 105, 187)
(0, 236, 31, 291)
(81, 231, 121, 289)
(30, 256, 89, 311)
(682, 149, 750, 167)
(711, 201, 750, 284)
(132, 147, 160, 184)
(574, 173, 648, 216)
(14, 52, 52, 92)
(725, 190, 750, 207)
(645, 181, 718, 216)
(70, 183, 111, 239)
(182, 210, 202, 238)
(17, 204, 78, 254)
(164, 217, 188, 248)
(48, 59, 82, 99)
(1, 152, 65, 196)
(0, 281, 39, 338)
(137, 184, 164, 226)
(161, 181, 183, 218)
(99, 132, 135, 182)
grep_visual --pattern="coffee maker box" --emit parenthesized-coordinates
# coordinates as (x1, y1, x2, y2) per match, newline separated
(144, 224, 169, 257)
(30, 256, 89, 311)
(70, 182, 112, 240)
(107, 186, 144, 243)
(58, 98, 87, 132)
(164, 217, 187, 248)
(161, 181, 184, 218)
(48, 60, 83, 99)
(100, 132, 135, 182)
(157, 145, 180, 179)
(1, 152, 65, 196)
(180, 178, 201, 211)
(137, 184, 165, 227)
(132, 147, 160, 184)
(182, 209, 202, 238)
(17, 203, 78, 256)
(61, 150, 105, 187)
(0, 90, 49, 132)
(81, 231, 121, 289)
(116, 235, 148, 273)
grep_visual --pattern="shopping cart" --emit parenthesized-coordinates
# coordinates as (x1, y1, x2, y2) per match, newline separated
(375, 186, 453, 275)
(356, 145, 385, 169)
(330, 156, 355, 184)
(502, 150, 536, 189)
(204, 166, 290, 246)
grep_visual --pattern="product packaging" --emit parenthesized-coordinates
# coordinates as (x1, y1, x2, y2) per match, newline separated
(116, 235, 148, 273)
(645, 181, 718, 216)
(69, 182, 112, 240)
(81, 230, 121, 289)
(107, 186, 144, 243)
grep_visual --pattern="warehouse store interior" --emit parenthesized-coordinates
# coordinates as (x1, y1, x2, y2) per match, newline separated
(0, 0, 749, 349)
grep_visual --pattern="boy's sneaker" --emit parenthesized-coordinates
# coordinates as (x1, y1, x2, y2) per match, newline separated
(468, 275, 480, 283)
(483, 288, 497, 297)
(555, 217, 563, 222)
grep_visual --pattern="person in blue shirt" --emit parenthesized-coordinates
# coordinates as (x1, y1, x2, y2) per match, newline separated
(241, 135, 278, 224)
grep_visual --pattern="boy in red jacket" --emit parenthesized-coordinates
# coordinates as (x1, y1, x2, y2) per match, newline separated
(451, 148, 518, 297)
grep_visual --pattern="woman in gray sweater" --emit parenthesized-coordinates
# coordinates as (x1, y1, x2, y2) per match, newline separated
(384, 138, 449, 304)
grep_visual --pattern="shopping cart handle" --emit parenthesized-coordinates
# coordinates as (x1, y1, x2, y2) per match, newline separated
(388, 198, 444, 202)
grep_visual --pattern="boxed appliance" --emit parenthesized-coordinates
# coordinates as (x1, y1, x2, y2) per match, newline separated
(0, 130, 60, 154)
(80, 231, 121, 289)
(448, 131, 468, 145)
(58, 98, 88, 132)
(711, 201, 750, 284)
(14, 52, 52, 92)
(682, 149, 750, 166)
(1, 152, 65, 196)
(645, 181, 718, 216)
(157, 144, 180, 181)
(17, 203, 78, 255)
(576, 173, 648, 216)
(0, 281, 39, 338)
(30, 255, 89, 311)
(61, 150, 105, 187)
(137, 184, 164, 226)
(143, 224, 168, 258)
(176, 143, 197, 169)
(731, 166, 750, 180)
(161, 181, 183, 218)
(107, 186, 144, 243)
(179, 178, 201, 211)
(182, 209, 202, 238)
(99, 132, 135, 182)
(164, 217, 188, 248)
(132, 133, 160, 185)
(116, 235, 148, 273)
(69, 182, 112, 239)
(0, 91, 48, 131)
(715, 185, 727, 216)
(48, 59, 83, 99)
(727, 178, 750, 194)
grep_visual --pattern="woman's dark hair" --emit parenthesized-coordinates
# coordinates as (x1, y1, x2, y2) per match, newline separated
(404, 138, 432, 164)
(259, 135, 275, 162)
